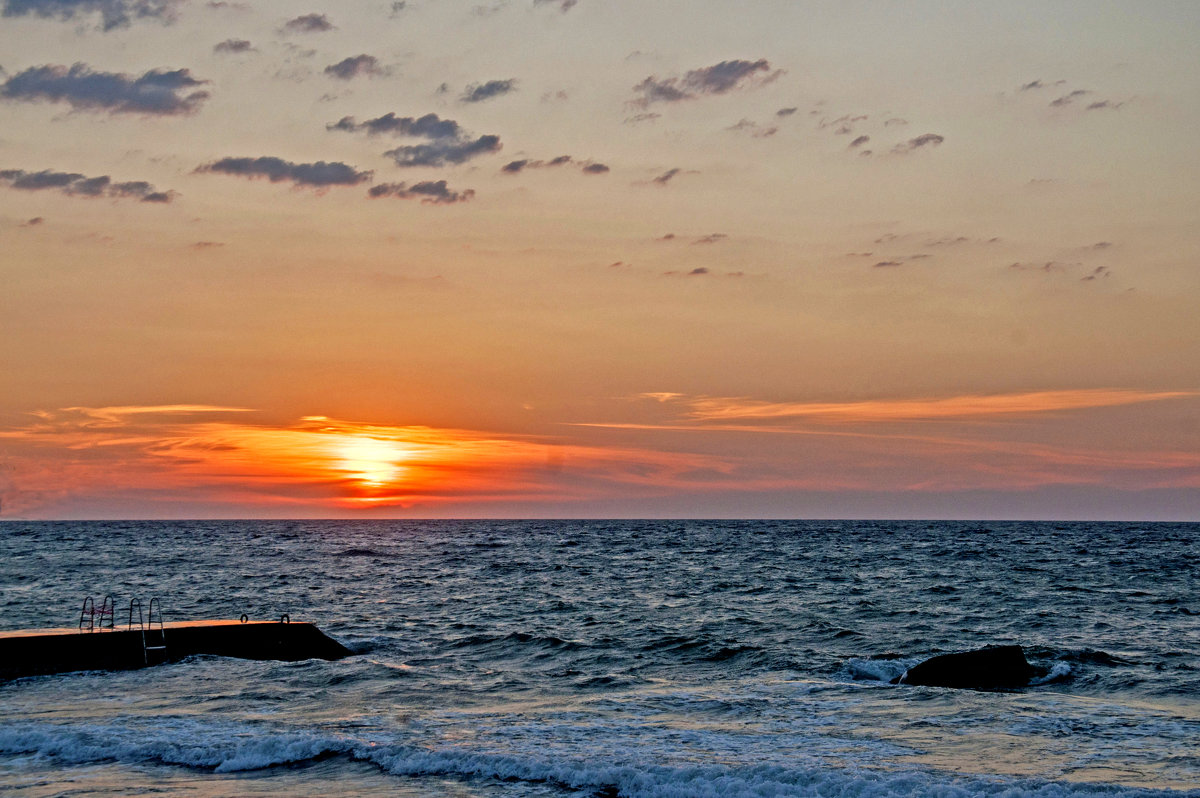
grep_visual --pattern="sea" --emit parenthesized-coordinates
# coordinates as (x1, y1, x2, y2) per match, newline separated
(1, 520, 1197, 797)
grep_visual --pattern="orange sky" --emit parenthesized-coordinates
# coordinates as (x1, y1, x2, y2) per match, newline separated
(1, 2, 1198, 519)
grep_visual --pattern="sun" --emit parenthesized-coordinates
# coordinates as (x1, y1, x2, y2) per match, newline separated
(335, 436, 408, 488)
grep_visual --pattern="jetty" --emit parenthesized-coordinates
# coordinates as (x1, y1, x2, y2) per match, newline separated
(0, 597, 351, 680)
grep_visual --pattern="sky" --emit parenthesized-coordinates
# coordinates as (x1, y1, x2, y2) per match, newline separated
(1, 0, 1198, 520)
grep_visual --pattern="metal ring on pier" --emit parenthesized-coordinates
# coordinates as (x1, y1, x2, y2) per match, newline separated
(240, 614, 248, 623)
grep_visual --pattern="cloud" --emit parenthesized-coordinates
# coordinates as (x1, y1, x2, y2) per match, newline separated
(23, 216, 44, 225)
(688, 267, 709, 276)
(1086, 100, 1125, 111)
(727, 118, 777, 137)
(0, 408, 729, 515)
(1, 0, 181, 31)
(1050, 89, 1089, 107)
(533, 0, 577, 11)
(1, 168, 174, 201)
(848, 135, 870, 149)
(196, 156, 371, 188)
(324, 55, 384, 80)
(581, 162, 609, 174)
(624, 112, 660, 124)
(389, 0, 406, 14)
(776, 107, 797, 117)
(328, 112, 462, 139)
(330, 111, 502, 168)
(460, 78, 516, 103)
(631, 58, 780, 107)
(2, 63, 209, 115)
(652, 389, 1196, 425)
(367, 180, 474, 204)
(190, 240, 223, 249)
(1082, 266, 1111, 281)
(892, 133, 944, 153)
(385, 135, 501, 168)
(1020, 79, 1044, 91)
(652, 168, 681, 185)
(213, 38, 254, 54)
(693, 233, 726, 245)
(281, 12, 333, 33)
(500, 155, 573, 173)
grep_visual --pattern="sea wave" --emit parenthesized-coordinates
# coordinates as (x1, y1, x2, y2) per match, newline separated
(3, 721, 1198, 797)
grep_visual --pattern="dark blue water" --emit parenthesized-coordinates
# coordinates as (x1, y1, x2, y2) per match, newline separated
(2, 520, 1198, 796)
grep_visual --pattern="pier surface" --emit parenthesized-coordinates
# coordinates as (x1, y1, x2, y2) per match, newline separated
(0, 620, 352, 680)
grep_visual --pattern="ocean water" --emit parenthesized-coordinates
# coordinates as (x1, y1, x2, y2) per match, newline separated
(1, 520, 1197, 797)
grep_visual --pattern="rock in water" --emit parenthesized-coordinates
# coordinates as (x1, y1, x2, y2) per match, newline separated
(893, 645, 1038, 689)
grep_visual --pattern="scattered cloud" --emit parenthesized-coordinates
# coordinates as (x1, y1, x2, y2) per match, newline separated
(389, 0, 406, 14)
(1086, 100, 1125, 111)
(1050, 89, 1090, 107)
(213, 38, 254, 54)
(631, 58, 780, 107)
(328, 112, 460, 139)
(582, 162, 609, 174)
(848, 135, 869, 149)
(1, 0, 182, 31)
(624, 112, 661, 124)
(872, 260, 903, 268)
(693, 233, 726, 245)
(892, 133, 944, 153)
(324, 55, 384, 80)
(461, 78, 516, 103)
(196, 156, 371, 188)
(190, 240, 224, 249)
(22, 216, 44, 226)
(776, 107, 797, 117)
(656, 233, 675, 241)
(281, 12, 333, 33)
(1, 168, 174, 202)
(652, 168, 681, 185)
(500, 155, 573, 173)
(385, 136, 501, 168)
(727, 118, 777, 137)
(533, 0, 578, 11)
(1082, 266, 1111, 281)
(330, 111, 502, 168)
(1, 63, 209, 116)
(368, 180, 474, 204)
(883, 117, 907, 127)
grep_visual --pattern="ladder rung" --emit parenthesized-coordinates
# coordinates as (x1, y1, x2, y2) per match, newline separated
(145, 645, 167, 650)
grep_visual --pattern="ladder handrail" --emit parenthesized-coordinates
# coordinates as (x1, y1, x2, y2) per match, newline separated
(127, 598, 143, 631)
(79, 597, 95, 632)
(98, 595, 115, 630)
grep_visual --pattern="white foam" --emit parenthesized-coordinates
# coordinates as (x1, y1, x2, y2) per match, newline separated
(1031, 662, 1073, 685)
(5, 721, 1195, 798)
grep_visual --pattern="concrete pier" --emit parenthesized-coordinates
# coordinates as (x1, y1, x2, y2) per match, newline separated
(0, 620, 352, 680)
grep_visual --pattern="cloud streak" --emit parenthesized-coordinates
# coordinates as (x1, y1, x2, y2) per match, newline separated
(324, 55, 384, 80)
(460, 78, 516, 103)
(1, 168, 174, 201)
(631, 59, 780, 107)
(2, 0, 181, 31)
(196, 156, 371, 188)
(368, 180, 474, 204)
(329, 111, 502, 168)
(649, 389, 1195, 425)
(2, 63, 209, 115)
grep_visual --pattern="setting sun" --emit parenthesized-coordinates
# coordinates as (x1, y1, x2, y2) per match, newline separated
(334, 436, 408, 488)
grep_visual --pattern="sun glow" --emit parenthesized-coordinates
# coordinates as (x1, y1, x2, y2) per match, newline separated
(334, 436, 408, 487)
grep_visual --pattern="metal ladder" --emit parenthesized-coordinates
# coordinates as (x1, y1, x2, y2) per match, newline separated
(127, 598, 169, 664)
(79, 595, 115, 632)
